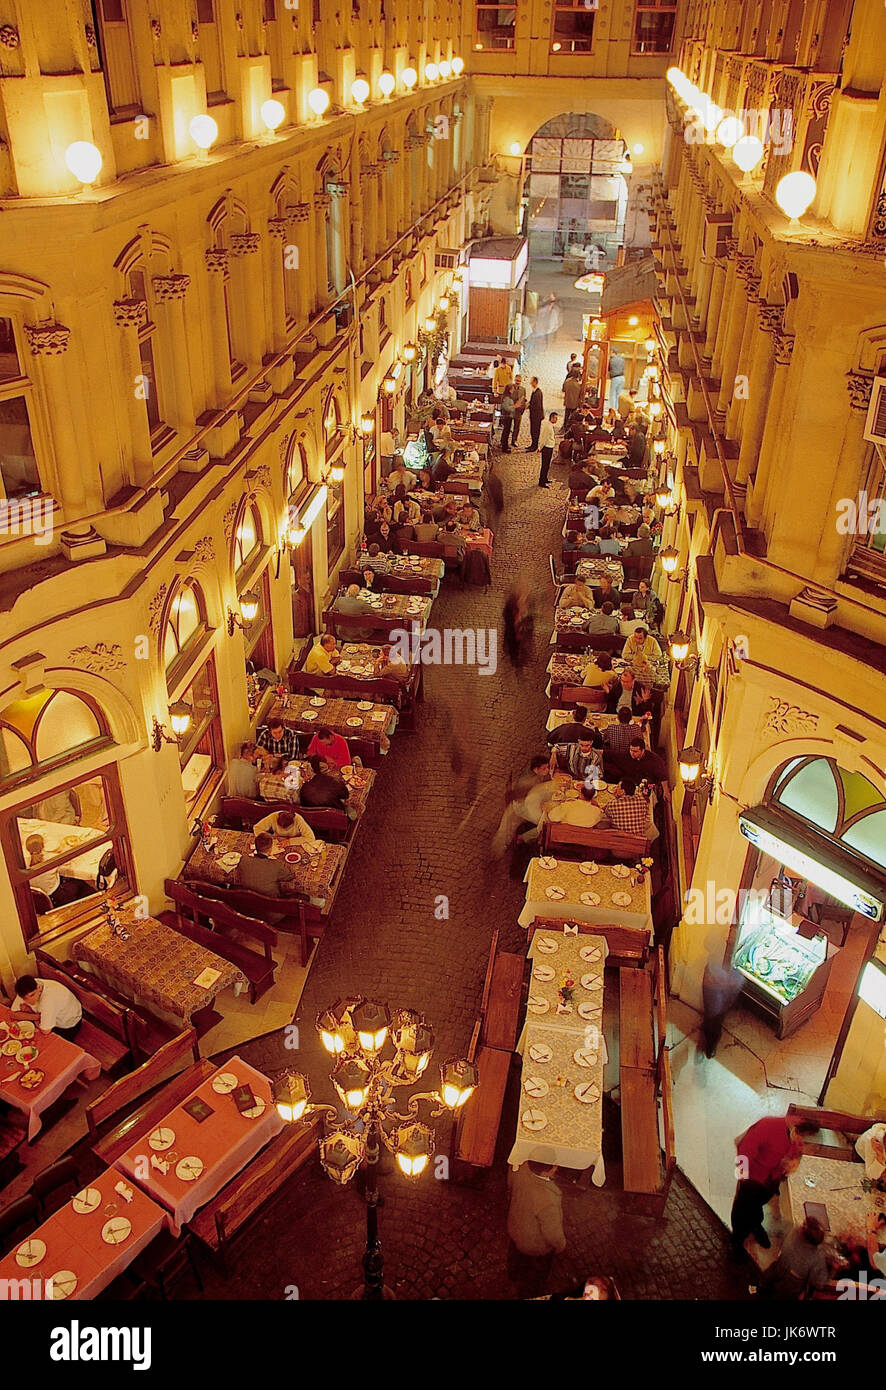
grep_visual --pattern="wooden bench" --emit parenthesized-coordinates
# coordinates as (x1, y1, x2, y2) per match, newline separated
(0, 1108, 28, 1185)
(479, 932, 524, 1053)
(541, 820, 651, 861)
(322, 607, 407, 641)
(85, 1028, 200, 1144)
(528, 917, 650, 969)
(32, 951, 132, 1075)
(193, 882, 321, 967)
(618, 963, 667, 1207)
(162, 880, 279, 1003)
(787, 1103, 884, 1161)
(91, 1058, 216, 1164)
(219, 797, 350, 844)
(339, 567, 437, 597)
(452, 1019, 511, 1177)
(188, 1112, 322, 1270)
(619, 967, 655, 1070)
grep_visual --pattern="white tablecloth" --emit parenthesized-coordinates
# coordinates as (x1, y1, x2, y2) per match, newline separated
(18, 818, 106, 884)
(518, 857, 653, 935)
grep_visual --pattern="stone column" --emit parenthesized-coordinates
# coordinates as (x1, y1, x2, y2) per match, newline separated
(715, 253, 751, 416)
(24, 320, 90, 512)
(151, 273, 194, 431)
(746, 334, 793, 527)
(813, 373, 875, 582)
(287, 201, 312, 326)
(313, 192, 332, 309)
(726, 271, 760, 441)
(737, 302, 779, 485)
(704, 258, 727, 358)
(204, 249, 234, 401)
(111, 299, 153, 486)
(229, 232, 263, 371)
(266, 217, 290, 350)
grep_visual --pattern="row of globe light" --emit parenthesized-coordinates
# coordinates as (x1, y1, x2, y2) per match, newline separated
(63, 57, 466, 185)
(666, 67, 817, 220)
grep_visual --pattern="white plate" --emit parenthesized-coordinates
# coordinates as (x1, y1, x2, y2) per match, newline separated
(580, 944, 603, 963)
(16, 1237, 46, 1268)
(610, 864, 632, 879)
(102, 1217, 132, 1246)
(310, 697, 326, 707)
(521, 1109, 547, 1132)
(574, 1081, 600, 1105)
(545, 885, 566, 901)
(346, 717, 363, 727)
(578, 1003, 602, 1022)
(523, 1076, 549, 1099)
(532, 964, 555, 982)
(528, 1043, 553, 1064)
(581, 974, 602, 993)
(612, 892, 633, 907)
(527, 996, 549, 1015)
(573, 1049, 599, 1069)
(536, 937, 558, 954)
(578, 862, 598, 876)
(242, 1098, 266, 1119)
(579, 892, 601, 906)
(49, 1270, 78, 1300)
(211, 1071, 238, 1094)
(301, 709, 318, 721)
(72, 1186, 102, 1215)
(357, 702, 373, 711)
(537, 857, 557, 871)
(149, 1127, 175, 1151)
(12, 1020, 35, 1039)
(176, 1156, 204, 1182)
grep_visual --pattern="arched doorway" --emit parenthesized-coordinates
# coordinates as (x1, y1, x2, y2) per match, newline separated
(522, 112, 630, 266)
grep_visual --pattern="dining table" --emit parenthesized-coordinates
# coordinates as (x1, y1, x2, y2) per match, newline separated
(0, 1164, 168, 1301)
(783, 1154, 886, 1246)
(183, 827, 346, 911)
(337, 589, 432, 633)
(508, 932, 609, 1183)
(17, 817, 106, 885)
(72, 909, 248, 1024)
(0, 1003, 101, 1140)
(114, 1056, 283, 1234)
(265, 693, 397, 753)
(518, 856, 653, 935)
(546, 709, 651, 749)
(546, 649, 671, 699)
(572, 557, 625, 587)
(376, 553, 445, 595)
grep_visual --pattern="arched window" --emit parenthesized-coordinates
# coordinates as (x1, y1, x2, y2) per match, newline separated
(286, 440, 306, 500)
(769, 756, 886, 875)
(0, 689, 111, 788)
(0, 314, 44, 504)
(234, 502, 263, 575)
(126, 265, 165, 441)
(323, 394, 343, 461)
(163, 578, 209, 684)
(207, 198, 250, 379)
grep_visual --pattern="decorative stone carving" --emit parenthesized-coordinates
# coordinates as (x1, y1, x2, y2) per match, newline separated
(758, 304, 784, 335)
(764, 698, 819, 736)
(327, 181, 349, 197)
(735, 254, 757, 281)
(69, 642, 126, 674)
(148, 583, 168, 633)
(871, 190, 886, 243)
(205, 248, 230, 277)
(745, 277, 762, 305)
(0, 24, 20, 48)
(113, 298, 148, 329)
(230, 232, 260, 256)
(24, 321, 71, 355)
(287, 202, 311, 222)
(267, 217, 288, 239)
(248, 463, 272, 490)
(314, 192, 332, 211)
(150, 18, 162, 39)
(84, 24, 96, 47)
(773, 334, 794, 366)
(846, 372, 874, 411)
(152, 273, 190, 302)
(223, 500, 239, 538)
(723, 237, 739, 261)
(235, 11, 244, 27)
(193, 535, 215, 565)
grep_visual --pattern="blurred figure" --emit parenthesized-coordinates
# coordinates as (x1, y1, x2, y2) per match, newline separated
(507, 1160, 566, 1297)
(700, 948, 744, 1059)
(535, 293, 563, 348)
(503, 584, 534, 670)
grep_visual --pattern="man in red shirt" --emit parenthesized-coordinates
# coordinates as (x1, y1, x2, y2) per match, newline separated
(306, 725, 351, 771)
(730, 1114, 818, 1257)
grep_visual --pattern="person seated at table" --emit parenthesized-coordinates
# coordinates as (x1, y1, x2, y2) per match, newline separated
(413, 510, 438, 543)
(758, 1218, 832, 1300)
(299, 755, 356, 818)
(546, 704, 591, 746)
(235, 833, 305, 899)
(565, 529, 598, 558)
(555, 730, 605, 783)
(594, 574, 621, 609)
(258, 755, 299, 804)
(618, 602, 645, 637)
(432, 496, 459, 525)
(587, 421, 611, 443)
(559, 578, 595, 611)
(304, 633, 341, 679)
(434, 425, 457, 457)
(605, 778, 654, 839)
(23, 834, 70, 909)
(253, 806, 316, 846)
(622, 625, 662, 669)
(624, 522, 655, 558)
(635, 578, 664, 629)
(626, 427, 648, 468)
(557, 434, 576, 466)
(588, 478, 615, 504)
(227, 740, 260, 798)
(633, 682, 658, 724)
(306, 724, 350, 771)
(601, 706, 644, 759)
(582, 602, 619, 637)
(606, 668, 639, 715)
(855, 1123, 886, 1184)
(257, 717, 298, 763)
(546, 782, 611, 831)
(361, 543, 388, 573)
(600, 503, 620, 530)
(459, 501, 481, 531)
(568, 461, 598, 493)
(597, 526, 623, 556)
(334, 583, 377, 640)
(415, 467, 435, 491)
(392, 517, 416, 547)
(438, 519, 467, 563)
(375, 643, 411, 684)
(608, 736, 668, 785)
(387, 460, 415, 491)
(491, 756, 557, 856)
(36, 789, 78, 825)
(580, 650, 617, 689)
(13, 974, 83, 1041)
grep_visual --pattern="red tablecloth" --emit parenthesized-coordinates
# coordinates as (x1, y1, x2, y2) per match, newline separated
(0, 1003, 101, 1140)
(462, 527, 493, 561)
(114, 1056, 283, 1233)
(0, 1165, 167, 1301)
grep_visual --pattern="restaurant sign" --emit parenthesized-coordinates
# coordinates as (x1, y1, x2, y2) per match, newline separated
(739, 808, 885, 922)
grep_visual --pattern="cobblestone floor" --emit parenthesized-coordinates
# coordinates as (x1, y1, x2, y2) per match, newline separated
(176, 273, 749, 1301)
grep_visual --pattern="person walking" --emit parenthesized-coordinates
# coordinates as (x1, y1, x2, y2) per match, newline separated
(527, 377, 544, 450)
(730, 1114, 819, 1259)
(562, 372, 582, 431)
(512, 375, 527, 442)
(700, 955, 743, 1059)
(502, 584, 535, 671)
(499, 384, 516, 453)
(507, 1161, 567, 1296)
(607, 349, 626, 411)
(537, 412, 558, 487)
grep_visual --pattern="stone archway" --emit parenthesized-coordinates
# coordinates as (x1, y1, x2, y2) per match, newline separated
(522, 111, 629, 264)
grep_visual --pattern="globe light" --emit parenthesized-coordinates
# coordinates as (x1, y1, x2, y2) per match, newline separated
(425, 63, 439, 81)
(678, 746, 702, 785)
(65, 141, 102, 185)
(509, 141, 522, 157)
(715, 115, 744, 149)
(700, 101, 723, 134)
(731, 135, 764, 174)
(669, 631, 692, 663)
(351, 77, 370, 104)
(378, 70, 395, 97)
(666, 66, 683, 86)
(308, 87, 330, 116)
(168, 700, 193, 737)
(451, 56, 464, 74)
(261, 98, 286, 132)
(775, 170, 816, 221)
(401, 66, 418, 89)
(439, 60, 452, 79)
(632, 143, 644, 156)
(189, 114, 218, 149)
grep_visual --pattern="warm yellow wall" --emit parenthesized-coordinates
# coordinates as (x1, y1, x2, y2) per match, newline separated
(826, 1000, 886, 1117)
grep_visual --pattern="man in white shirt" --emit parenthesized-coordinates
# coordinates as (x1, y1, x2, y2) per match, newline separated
(253, 807, 316, 846)
(537, 413, 558, 487)
(546, 784, 610, 829)
(13, 974, 82, 1041)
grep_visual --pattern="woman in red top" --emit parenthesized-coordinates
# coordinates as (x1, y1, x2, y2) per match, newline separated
(306, 726, 351, 770)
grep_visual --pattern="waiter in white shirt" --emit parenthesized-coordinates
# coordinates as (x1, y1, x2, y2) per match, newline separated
(13, 973, 82, 1042)
(537, 412, 559, 487)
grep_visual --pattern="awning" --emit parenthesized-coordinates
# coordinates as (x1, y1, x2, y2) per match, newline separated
(739, 806, 886, 923)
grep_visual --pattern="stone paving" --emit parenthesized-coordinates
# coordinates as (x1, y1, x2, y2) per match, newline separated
(170, 269, 750, 1301)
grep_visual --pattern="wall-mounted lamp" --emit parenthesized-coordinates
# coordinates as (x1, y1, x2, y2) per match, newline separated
(644, 337, 657, 355)
(424, 63, 439, 82)
(678, 745, 716, 801)
(655, 488, 674, 511)
(151, 700, 193, 751)
(359, 413, 375, 435)
(189, 114, 218, 151)
(308, 87, 331, 117)
(423, 315, 436, 334)
(438, 296, 450, 312)
(227, 590, 260, 635)
(261, 99, 286, 133)
(378, 71, 395, 97)
(65, 141, 103, 186)
(653, 439, 666, 457)
(327, 463, 345, 484)
(401, 66, 418, 90)
(667, 629, 692, 665)
(451, 57, 464, 75)
(438, 60, 452, 79)
(402, 342, 417, 362)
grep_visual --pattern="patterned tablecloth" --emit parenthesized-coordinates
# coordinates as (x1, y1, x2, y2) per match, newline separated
(0, 1003, 101, 1140)
(183, 827, 346, 911)
(546, 710, 651, 748)
(338, 590, 432, 630)
(555, 606, 609, 636)
(784, 1155, 886, 1245)
(266, 695, 396, 751)
(379, 554, 445, 590)
(547, 649, 671, 692)
(252, 761, 373, 817)
(521, 932, 608, 1042)
(72, 909, 247, 1023)
(574, 557, 628, 586)
(519, 856, 653, 934)
(0, 1163, 168, 1301)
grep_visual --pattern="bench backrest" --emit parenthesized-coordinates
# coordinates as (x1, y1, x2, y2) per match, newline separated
(528, 917, 650, 966)
(218, 797, 348, 838)
(164, 878, 278, 950)
(85, 1027, 199, 1139)
(322, 608, 401, 639)
(195, 881, 311, 926)
(91, 1058, 216, 1162)
(542, 820, 650, 860)
(786, 1103, 886, 1137)
(479, 929, 500, 1017)
(289, 667, 406, 708)
(33, 950, 130, 1043)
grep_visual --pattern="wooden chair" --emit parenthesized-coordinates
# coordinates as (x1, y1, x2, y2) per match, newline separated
(32, 952, 132, 1075)
(162, 880, 279, 1003)
(31, 1155, 80, 1218)
(129, 1229, 203, 1298)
